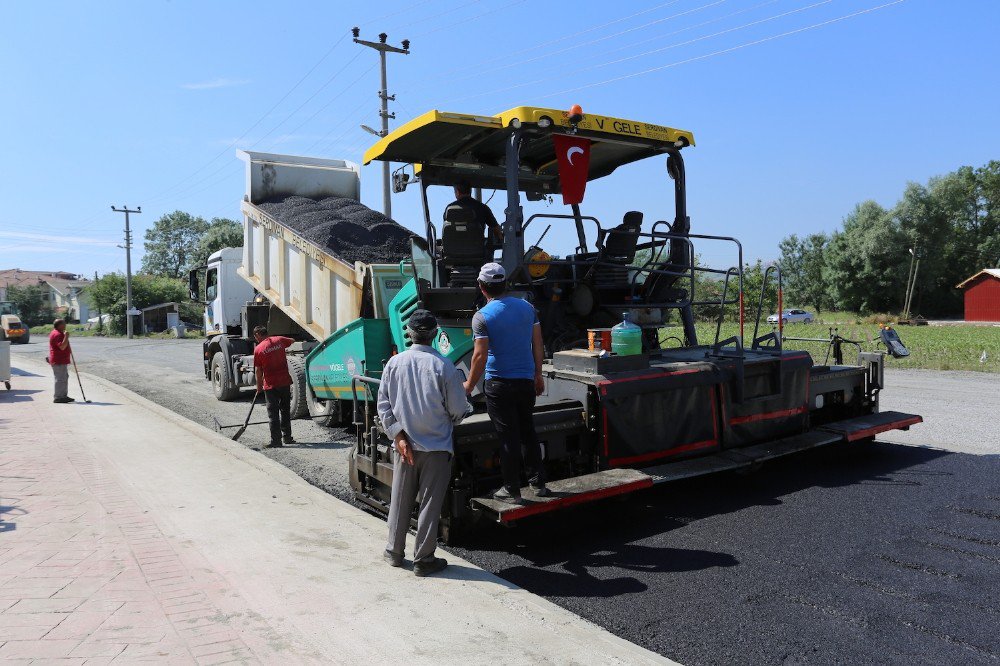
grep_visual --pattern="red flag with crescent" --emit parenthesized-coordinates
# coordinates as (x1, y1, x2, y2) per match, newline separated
(552, 134, 591, 205)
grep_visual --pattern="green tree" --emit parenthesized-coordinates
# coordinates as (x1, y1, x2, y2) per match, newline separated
(141, 211, 209, 278)
(6, 284, 54, 327)
(823, 201, 907, 313)
(87, 273, 189, 334)
(779, 233, 831, 314)
(894, 181, 954, 314)
(189, 217, 243, 269)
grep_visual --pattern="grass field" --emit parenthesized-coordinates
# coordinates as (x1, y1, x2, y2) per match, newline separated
(660, 318, 1000, 373)
(29, 324, 189, 339)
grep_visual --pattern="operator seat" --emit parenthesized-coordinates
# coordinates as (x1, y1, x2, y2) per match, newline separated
(595, 211, 643, 289)
(440, 203, 486, 287)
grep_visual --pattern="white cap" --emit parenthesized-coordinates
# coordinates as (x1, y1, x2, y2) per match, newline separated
(478, 262, 506, 283)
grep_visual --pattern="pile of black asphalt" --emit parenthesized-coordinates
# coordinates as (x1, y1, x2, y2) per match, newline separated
(259, 195, 416, 265)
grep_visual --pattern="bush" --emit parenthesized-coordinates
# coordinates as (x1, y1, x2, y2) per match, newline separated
(6, 284, 55, 327)
(861, 313, 896, 325)
(87, 273, 189, 334)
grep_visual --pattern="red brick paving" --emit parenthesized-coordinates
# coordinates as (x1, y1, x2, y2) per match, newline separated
(1, 402, 259, 663)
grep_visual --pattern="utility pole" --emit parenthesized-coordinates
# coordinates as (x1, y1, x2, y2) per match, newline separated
(902, 246, 917, 319)
(352, 27, 409, 219)
(111, 205, 141, 339)
(93, 271, 102, 335)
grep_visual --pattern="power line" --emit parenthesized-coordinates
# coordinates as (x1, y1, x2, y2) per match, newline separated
(386, 0, 485, 31)
(412, 0, 529, 37)
(538, 0, 908, 98)
(145, 31, 353, 204)
(142, 52, 369, 208)
(0, 230, 118, 246)
(362, 0, 437, 26)
(301, 96, 372, 155)
(247, 51, 366, 153)
(262, 62, 376, 153)
(572, 0, 782, 64)
(423, 0, 687, 82)
(440, 0, 730, 84)
(441, 0, 839, 103)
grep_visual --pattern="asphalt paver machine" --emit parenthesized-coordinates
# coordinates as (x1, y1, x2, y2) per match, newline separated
(325, 105, 922, 540)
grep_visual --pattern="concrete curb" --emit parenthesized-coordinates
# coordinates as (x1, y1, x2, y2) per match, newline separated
(14, 357, 676, 664)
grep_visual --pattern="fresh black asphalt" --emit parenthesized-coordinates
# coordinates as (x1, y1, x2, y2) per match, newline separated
(449, 442, 1000, 664)
(13, 338, 1000, 664)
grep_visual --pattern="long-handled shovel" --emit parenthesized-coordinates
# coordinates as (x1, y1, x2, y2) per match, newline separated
(70, 352, 92, 403)
(230, 391, 260, 441)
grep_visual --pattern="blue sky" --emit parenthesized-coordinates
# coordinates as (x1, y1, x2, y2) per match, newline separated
(2, 0, 998, 277)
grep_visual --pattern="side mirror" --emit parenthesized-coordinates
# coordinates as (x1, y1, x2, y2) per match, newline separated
(187, 269, 200, 302)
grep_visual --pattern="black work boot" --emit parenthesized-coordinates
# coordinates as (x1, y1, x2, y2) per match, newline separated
(413, 557, 448, 577)
(282, 434, 296, 445)
(529, 475, 550, 497)
(383, 550, 404, 568)
(265, 441, 283, 448)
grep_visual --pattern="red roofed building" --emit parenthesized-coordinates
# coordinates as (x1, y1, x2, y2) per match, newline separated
(957, 269, 1000, 322)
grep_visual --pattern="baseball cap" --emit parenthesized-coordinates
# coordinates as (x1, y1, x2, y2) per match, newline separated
(406, 309, 438, 333)
(478, 262, 506, 283)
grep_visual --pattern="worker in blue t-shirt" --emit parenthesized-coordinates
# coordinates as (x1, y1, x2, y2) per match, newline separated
(463, 262, 548, 504)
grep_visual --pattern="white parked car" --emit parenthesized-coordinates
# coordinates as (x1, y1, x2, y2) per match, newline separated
(86, 313, 112, 328)
(767, 309, 814, 324)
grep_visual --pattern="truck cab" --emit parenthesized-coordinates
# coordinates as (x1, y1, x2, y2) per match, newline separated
(191, 247, 254, 336)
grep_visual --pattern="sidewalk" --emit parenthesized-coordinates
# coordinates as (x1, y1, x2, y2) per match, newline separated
(0, 361, 671, 665)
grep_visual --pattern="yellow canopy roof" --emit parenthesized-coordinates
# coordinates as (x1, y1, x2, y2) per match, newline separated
(362, 106, 694, 193)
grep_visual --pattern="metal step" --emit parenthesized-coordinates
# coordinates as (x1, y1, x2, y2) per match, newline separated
(818, 410, 922, 442)
(641, 430, 842, 484)
(471, 468, 653, 524)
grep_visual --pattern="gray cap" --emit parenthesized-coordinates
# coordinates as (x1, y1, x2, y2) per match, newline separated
(406, 309, 438, 333)
(478, 262, 506, 283)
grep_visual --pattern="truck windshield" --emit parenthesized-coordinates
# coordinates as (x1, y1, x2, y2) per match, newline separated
(0, 302, 15, 316)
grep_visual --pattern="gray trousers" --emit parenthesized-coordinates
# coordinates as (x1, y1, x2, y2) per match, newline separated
(385, 449, 452, 563)
(52, 363, 69, 399)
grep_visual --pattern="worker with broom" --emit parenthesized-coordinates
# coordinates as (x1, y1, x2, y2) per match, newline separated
(252, 325, 296, 448)
(48, 318, 74, 403)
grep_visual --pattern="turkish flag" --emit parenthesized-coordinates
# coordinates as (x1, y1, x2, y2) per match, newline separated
(553, 134, 591, 205)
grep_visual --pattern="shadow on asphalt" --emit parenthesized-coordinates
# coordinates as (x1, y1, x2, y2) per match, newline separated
(10, 367, 42, 377)
(449, 441, 953, 598)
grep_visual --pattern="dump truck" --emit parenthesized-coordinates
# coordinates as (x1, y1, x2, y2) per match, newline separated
(200, 106, 921, 542)
(0, 302, 30, 344)
(188, 150, 409, 423)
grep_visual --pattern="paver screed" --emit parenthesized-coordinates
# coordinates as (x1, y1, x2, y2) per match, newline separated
(0, 400, 261, 664)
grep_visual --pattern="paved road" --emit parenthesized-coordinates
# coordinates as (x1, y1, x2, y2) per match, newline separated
(12, 338, 1000, 664)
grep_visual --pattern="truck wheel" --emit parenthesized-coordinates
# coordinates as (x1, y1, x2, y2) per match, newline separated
(211, 352, 240, 401)
(306, 385, 340, 427)
(286, 356, 309, 419)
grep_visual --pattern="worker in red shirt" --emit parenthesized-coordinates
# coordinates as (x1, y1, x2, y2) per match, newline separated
(252, 325, 296, 448)
(48, 318, 74, 403)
